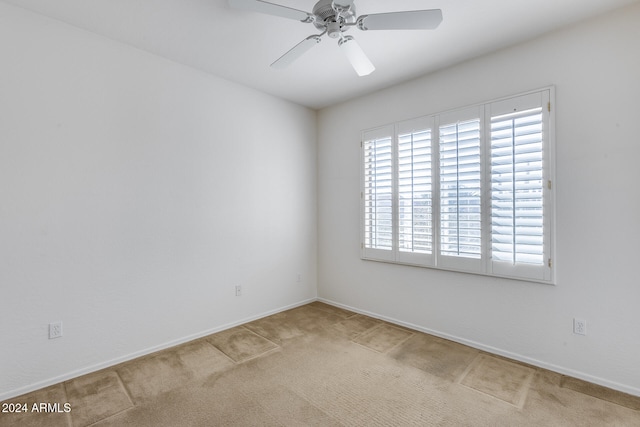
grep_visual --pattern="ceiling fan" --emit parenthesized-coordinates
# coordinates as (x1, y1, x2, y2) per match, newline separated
(228, 0, 443, 76)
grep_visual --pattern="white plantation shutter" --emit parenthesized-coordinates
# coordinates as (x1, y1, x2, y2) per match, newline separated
(397, 117, 434, 266)
(491, 109, 543, 263)
(362, 126, 394, 261)
(438, 107, 484, 272)
(489, 91, 552, 281)
(360, 88, 554, 283)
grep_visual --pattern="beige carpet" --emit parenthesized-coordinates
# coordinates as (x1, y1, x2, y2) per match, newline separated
(2, 301, 639, 426)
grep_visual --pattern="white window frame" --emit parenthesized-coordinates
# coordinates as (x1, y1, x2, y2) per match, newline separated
(360, 87, 556, 284)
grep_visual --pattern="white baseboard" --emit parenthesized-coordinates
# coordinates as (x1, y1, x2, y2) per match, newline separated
(317, 297, 640, 398)
(0, 298, 315, 402)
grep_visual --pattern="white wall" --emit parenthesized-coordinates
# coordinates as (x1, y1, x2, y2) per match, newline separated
(318, 3, 640, 396)
(0, 3, 317, 400)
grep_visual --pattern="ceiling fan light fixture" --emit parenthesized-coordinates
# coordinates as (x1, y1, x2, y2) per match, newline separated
(228, 0, 441, 74)
(338, 35, 375, 76)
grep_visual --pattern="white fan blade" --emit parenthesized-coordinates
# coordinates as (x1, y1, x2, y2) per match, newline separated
(229, 0, 312, 22)
(358, 9, 443, 31)
(338, 36, 375, 76)
(271, 36, 322, 69)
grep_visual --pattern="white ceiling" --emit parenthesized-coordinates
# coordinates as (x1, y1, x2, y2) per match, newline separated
(4, 0, 638, 109)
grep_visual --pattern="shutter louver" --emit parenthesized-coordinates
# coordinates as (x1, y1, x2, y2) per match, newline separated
(439, 119, 482, 259)
(491, 108, 544, 265)
(398, 129, 432, 254)
(363, 135, 393, 250)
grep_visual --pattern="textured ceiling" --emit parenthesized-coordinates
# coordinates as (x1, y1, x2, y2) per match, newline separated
(3, 0, 638, 109)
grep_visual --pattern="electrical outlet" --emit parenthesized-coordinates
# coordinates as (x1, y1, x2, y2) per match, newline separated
(49, 322, 63, 339)
(573, 318, 587, 335)
(235, 285, 242, 297)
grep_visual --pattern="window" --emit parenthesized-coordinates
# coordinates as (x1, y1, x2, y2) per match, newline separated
(361, 89, 555, 283)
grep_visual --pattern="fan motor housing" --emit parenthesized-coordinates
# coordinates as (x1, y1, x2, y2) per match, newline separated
(312, 0, 356, 35)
